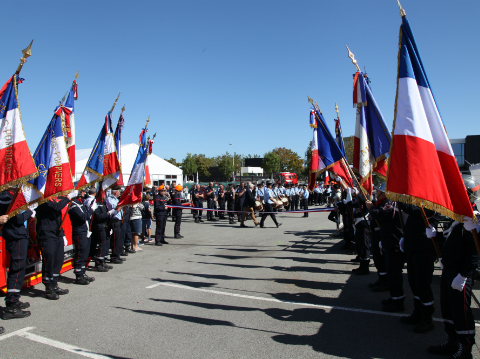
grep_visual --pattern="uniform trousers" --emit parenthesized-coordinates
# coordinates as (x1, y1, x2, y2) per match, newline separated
(92, 227, 108, 264)
(407, 251, 435, 316)
(240, 206, 258, 225)
(110, 219, 124, 259)
(218, 199, 226, 218)
(38, 233, 64, 285)
(260, 203, 278, 227)
(155, 212, 167, 244)
(302, 198, 308, 217)
(5, 237, 28, 305)
(237, 198, 245, 220)
(193, 201, 203, 219)
(440, 268, 475, 344)
(123, 220, 132, 247)
(227, 202, 235, 220)
(173, 209, 182, 235)
(354, 221, 370, 260)
(207, 198, 215, 220)
(371, 230, 386, 277)
(384, 246, 406, 300)
(72, 232, 90, 276)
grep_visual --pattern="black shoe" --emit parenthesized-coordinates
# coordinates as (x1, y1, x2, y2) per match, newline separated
(174, 234, 184, 239)
(54, 286, 69, 295)
(103, 263, 113, 269)
(260, 225, 265, 228)
(110, 258, 124, 264)
(155, 242, 163, 246)
(371, 283, 389, 292)
(450, 342, 472, 359)
(199, 219, 204, 222)
(368, 277, 387, 288)
(195, 218, 199, 223)
(413, 318, 434, 333)
(3, 306, 31, 320)
(400, 311, 422, 325)
(126, 248, 136, 253)
(12, 301, 30, 310)
(350, 257, 361, 262)
(382, 300, 405, 312)
(428, 337, 458, 356)
(75, 275, 90, 285)
(160, 240, 169, 244)
(240, 224, 247, 228)
(120, 250, 128, 256)
(352, 267, 370, 275)
(95, 263, 109, 272)
(84, 274, 95, 282)
(45, 284, 59, 300)
(276, 223, 282, 228)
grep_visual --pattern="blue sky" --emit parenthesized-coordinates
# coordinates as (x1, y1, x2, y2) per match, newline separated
(4, 0, 479, 162)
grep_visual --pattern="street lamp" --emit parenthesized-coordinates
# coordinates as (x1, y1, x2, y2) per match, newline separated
(229, 143, 234, 181)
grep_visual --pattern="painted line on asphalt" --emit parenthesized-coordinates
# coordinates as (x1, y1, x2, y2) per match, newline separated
(147, 281, 480, 326)
(0, 326, 36, 341)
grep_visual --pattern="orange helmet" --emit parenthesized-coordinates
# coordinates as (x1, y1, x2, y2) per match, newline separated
(158, 185, 165, 190)
(175, 185, 183, 191)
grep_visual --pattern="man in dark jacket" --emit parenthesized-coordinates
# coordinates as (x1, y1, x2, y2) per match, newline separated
(0, 189, 32, 319)
(68, 194, 95, 285)
(90, 197, 114, 271)
(36, 191, 76, 300)
(205, 182, 217, 222)
(172, 185, 184, 239)
(152, 185, 168, 245)
(240, 183, 259, 227)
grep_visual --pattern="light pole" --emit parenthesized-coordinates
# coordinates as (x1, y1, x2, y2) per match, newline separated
(229, 143, 234, 181)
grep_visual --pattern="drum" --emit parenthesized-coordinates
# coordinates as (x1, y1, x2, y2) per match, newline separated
(282, 198, 289, 208)
(273, 199, 282, 208)
(255, 200, 263, 211)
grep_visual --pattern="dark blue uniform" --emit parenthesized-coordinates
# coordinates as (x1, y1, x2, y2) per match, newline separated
(172, 192, 182, 236)
(153, 191, 167, 244)
(206, 186, 216, 220)
(68, 198, 94, 276)
(91, 203, 110, 265)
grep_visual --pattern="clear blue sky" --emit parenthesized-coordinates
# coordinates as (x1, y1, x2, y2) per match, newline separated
(4, 0, 479, 163)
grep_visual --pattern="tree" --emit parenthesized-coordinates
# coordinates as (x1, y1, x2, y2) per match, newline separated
(303, 140, 313, 179)
(191, 154, 211, 177)
(262, 151, 280, 178)
(181, 153, 198, 181)
(343, 136, 354, 166)
(165, 158, 181, 168)
(245, 154, 261, 159)
(218, 154, 235, 179)
(272, 147, 303, 173)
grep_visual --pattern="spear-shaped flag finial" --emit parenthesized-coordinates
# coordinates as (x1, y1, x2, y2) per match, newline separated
(346, 45, 360, 72)
(74, 71, 79, 80)
(396, 0, 406, 18)
(110, 92, 121, 113)
(121, 105, 125, 113)
(335, 102, 339, 119)
(16, 40, 33, 74)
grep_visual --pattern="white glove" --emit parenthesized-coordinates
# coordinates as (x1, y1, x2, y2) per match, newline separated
(439, 258, 444, 270)
(426, 225, 437, 239)
(463, 216, 477, 232)
(399, 237, 404, 252)
(63, 236, 68, 246)
(30, 209, 36, 219)
(451, 273, 467, 292)
(379, 241, 382, 251)
(342, 199, 347, 204)
(68, 190, 79, 199)
(91, 201, 98, 211)
(346, 188, 352, 203)
(108, 209, 117, 216)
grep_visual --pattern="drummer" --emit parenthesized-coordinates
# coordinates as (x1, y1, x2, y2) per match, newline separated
(284, 184, 291, 211)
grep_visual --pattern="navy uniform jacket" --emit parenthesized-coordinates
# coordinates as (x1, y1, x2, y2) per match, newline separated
(0, 190, 32, 241)
(217, 188, 225, 202)
(68, 198, 94, 235)
(36, 196, 70, 238)
(369, 198, 403, 251)
(226, 191, 235, 204)
(192, 190, 204, 203)
(91, 204, 109, 231)
(152, 192, 167, 215)
(399, 203, 437, 253)
(206, 186, 215, 200)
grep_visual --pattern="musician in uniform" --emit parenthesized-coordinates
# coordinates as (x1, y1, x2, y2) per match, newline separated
(293, 183, 300, 211)
(236, 182, 246, 222)
(172, 185, 184, 238)
(192, 184, 204, 223)
(206, 182, 217, 222)
(301, 184, 309, 217)
(260, 182, 282, 228)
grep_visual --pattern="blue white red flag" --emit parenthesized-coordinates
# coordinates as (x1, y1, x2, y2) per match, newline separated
(0, 74, 38, 193)
(61, 80, 77, 177)
(385, 15, 472, 221)
(9, 109, 74, 216)
(116, 128, 149, 209)
(334, 116, 347, 158)
(114, 112, 125, 186)
(76, 111, 121, 191)
(309, 109, 352, 187)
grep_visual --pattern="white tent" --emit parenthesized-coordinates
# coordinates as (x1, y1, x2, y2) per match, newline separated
(75, 143, 183, 187)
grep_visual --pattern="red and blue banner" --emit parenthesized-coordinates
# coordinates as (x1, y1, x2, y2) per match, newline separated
(61, 81, 77, 178)
(386, 15, 472, 221)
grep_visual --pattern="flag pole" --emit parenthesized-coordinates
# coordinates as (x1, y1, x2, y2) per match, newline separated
(60, 71, 79, 105)
(15, 40, 33, 75)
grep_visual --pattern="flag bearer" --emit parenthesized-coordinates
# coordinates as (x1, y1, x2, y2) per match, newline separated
(0, 189, 32, 319)
(36, 191, 77, 300)
(428, 175, 480, 359)
(106, 188, 124, 264)
(91, 196, 114, 271)
(69, 192, 95, 285)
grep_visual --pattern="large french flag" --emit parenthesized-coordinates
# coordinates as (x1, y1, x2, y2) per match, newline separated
(310, 109, 353, 187)
(386, 16, 472, 221)
(0, 74, 38, 193)
(76, 111, 121, 191)
(308, 126, 319, 191)
(353, 71, 392, 195)
(116, 133, 148, 209)
(62, 80, 77, 178)
(9, 111, 74, 216)
(114, 112, 125, 186)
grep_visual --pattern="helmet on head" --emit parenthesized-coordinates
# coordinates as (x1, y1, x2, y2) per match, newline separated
(175, 185, 183, 191)
(158, 185, 165, 190)
(374, 182, 386, 193)
(462, 174, 479, 202)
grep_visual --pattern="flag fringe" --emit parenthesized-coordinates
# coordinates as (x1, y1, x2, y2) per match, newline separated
(385, 190, 466, 223)
(0, 171, 39, 194)
(310, 124, 317, 129)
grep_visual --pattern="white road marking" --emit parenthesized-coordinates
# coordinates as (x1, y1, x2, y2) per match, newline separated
(0, 326, 36, 341)
(17, 332, 112, 359)
(147, 281, 480, 326)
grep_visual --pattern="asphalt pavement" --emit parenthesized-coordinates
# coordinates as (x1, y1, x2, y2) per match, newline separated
(1, 207, 480, 359)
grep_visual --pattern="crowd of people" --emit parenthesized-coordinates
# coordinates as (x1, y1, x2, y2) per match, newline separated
(0, 176, 479, 358)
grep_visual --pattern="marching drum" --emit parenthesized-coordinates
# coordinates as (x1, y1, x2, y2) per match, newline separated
(255, 200, 263, 211)
(281, 198, 289, 208)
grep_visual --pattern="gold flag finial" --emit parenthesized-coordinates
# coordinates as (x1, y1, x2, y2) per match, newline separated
(16, 40, 33, 74)
(346, 45, 360, 72)
(335, 102, 339, 119)
(307, 96, 314, 105)
(110, 92, 121, 112)
(74, 71, 79, 80)
(396, 0, 406, 17)
(145, 116, 150, 128)
(121, 105, 125, 113)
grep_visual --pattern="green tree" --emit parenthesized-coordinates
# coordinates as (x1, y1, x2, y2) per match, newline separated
(272, 147, 303, 173)
(218, 153, 235, 179)
(262, 151, 280, 178)
(303, 141, 313, 179)
(165, 158, 181, 168)
(191, 154, 212, 177)
(181, 153, 198, 181)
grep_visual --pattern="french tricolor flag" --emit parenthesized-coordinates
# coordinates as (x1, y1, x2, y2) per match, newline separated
(0, 74, 38, 193)
(9, 110, 74, 216)
(116, 132, 148, 209)
(62, 81, 77, 178)
(386, 15, 472, 221)
(308, 126, 319, 191)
